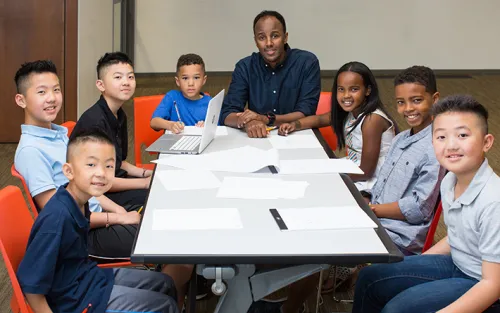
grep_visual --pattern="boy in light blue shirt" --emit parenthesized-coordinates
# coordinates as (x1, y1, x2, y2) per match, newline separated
(16, 123, 101, 212)
(352, 95, 500, 313)
(368, 66, 445, 255)
(13, 60, 140, 259)
(150, 53, 212, 133)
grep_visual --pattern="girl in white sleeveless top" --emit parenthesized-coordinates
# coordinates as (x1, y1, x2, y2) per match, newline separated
(279, 61, 396, 191)
(345, 108, 395, 190)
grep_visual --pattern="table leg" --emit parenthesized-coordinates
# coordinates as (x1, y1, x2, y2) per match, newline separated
(200, 264, 328, 313)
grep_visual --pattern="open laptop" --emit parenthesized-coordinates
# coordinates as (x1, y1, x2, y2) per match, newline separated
(146, 89, 225, 155)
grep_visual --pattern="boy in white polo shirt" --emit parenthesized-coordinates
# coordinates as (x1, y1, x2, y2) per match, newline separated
(351, 95, 500, 313)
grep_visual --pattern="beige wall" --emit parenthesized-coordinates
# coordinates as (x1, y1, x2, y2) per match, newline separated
(77, 0, 114, 116)
(135, 0, 500, 72)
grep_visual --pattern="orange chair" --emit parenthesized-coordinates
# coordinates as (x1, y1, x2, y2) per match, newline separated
(11, 165, 38, 218)
(422, 201, 443, 252)
(133, 95, 164, 171)
(0, 186, 35, 313)
(62, 120, 76, 137)
(316, 92, 337, 151)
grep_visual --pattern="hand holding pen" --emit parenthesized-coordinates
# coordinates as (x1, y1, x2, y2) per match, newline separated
(171, 101, 185, 134)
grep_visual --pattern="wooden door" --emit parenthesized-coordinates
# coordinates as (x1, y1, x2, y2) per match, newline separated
(0, 0, 77, 143)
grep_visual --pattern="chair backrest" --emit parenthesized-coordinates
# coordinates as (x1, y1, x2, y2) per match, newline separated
(0, 186, 35, 313)
(11, 165, 38, 219)
(133, 95, 165, 168)
(316, 92, 337, 151)
(422, 201, 443, 252)
(61, 121, 76, 137)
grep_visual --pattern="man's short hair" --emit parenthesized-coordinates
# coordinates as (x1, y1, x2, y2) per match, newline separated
(14, 60, 58, 94)
(96, 52, 133, 79)
(432, 94, 489, 134)
(67, 128, 115, 162)
(176, 53, 206, 73)
(253, 10, 286, 34)
(394, 65, 437, 94)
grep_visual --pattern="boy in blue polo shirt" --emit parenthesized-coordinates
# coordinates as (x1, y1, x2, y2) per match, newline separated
(17, 128, 178, 313)
(352, 95, 500, 312)
(367, 66, 445, 255)
(150, 53, 212, 133)
(13, 60, 141, 259)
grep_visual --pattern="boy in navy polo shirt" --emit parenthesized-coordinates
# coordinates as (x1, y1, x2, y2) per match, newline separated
(352, 95, 500, 313)
(17, 128, 179, 313)
(150, 53, 212, 133)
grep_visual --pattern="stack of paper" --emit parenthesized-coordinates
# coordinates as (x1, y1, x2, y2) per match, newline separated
(153, 146, 280, 173)
(277, 159, 363, 175)
(155, 169, 221, 191)
(276, 206, 377, 231)
(268, 134, 322, 150)
(216, 177, 309, 200)
(153, 208, 243, 230)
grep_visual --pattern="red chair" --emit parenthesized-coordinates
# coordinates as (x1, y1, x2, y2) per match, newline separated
(0, 186, 135, 313)
(0, 186, 35, 313)
(422, 201, 443, 252)
(62, 120, 76, 137)
(11, 165, 38, 218)
(133, 95, 164, 171)
(316, 92, 337, 151)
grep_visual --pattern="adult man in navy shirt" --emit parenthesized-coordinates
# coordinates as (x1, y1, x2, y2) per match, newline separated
(221, 10, 321, 138)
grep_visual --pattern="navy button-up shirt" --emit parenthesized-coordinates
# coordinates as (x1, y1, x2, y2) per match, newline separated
(17, 185, 113, 313)
(220, 45, 321, 123)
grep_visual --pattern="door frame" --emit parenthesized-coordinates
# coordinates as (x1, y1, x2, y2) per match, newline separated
(64, 0, 78, 122)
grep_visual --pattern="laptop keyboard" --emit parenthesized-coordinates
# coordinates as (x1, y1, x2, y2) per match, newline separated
(170, 136, 201, 151)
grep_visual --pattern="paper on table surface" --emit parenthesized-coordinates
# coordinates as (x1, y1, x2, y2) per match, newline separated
(165, 126, 228, 136)
(216, 177, 309, 200)
(278, 159, 364, 175)
(152, 146, 280, 173)
(155, 169, 221, 191)
(153, 208, 243, 230)
(268, 134, 322, 150)
(277, 206, 377, 231)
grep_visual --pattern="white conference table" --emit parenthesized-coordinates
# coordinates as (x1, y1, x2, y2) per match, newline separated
(131, 127, 403, 313)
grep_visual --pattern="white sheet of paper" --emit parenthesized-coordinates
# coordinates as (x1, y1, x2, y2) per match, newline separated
(278, 159, 364, 175)
(277, 206, 377, 231)
(155, 169, 221, 191)
(216, 177, 309, 200)
(152, 146, 280, 173)
(153, 208, 243, 230)
(165, 126, 228, 136)
(268, 134, 322, 150)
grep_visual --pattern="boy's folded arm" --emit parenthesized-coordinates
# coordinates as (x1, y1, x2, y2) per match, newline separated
(398, 159, 442, 224)
(438, 261, 500, 313)
(18, 232, 61, 303)
(423, 236, 451, 255)
(95, 195, 126, 214)
(25, 294, 53, 313)
(121, 160, 151, 178)
(33, 189, 56, 211)
(150, 117, 174, 131)
(371, 201, 405, 220)
(15, 147, 58, 200)
(90, 211, 139, 227)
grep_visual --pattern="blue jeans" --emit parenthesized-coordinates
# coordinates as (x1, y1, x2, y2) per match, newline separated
(352, 255, 500, 313)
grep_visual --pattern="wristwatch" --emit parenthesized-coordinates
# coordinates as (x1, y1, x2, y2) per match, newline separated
(266, 112, 276, 126)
